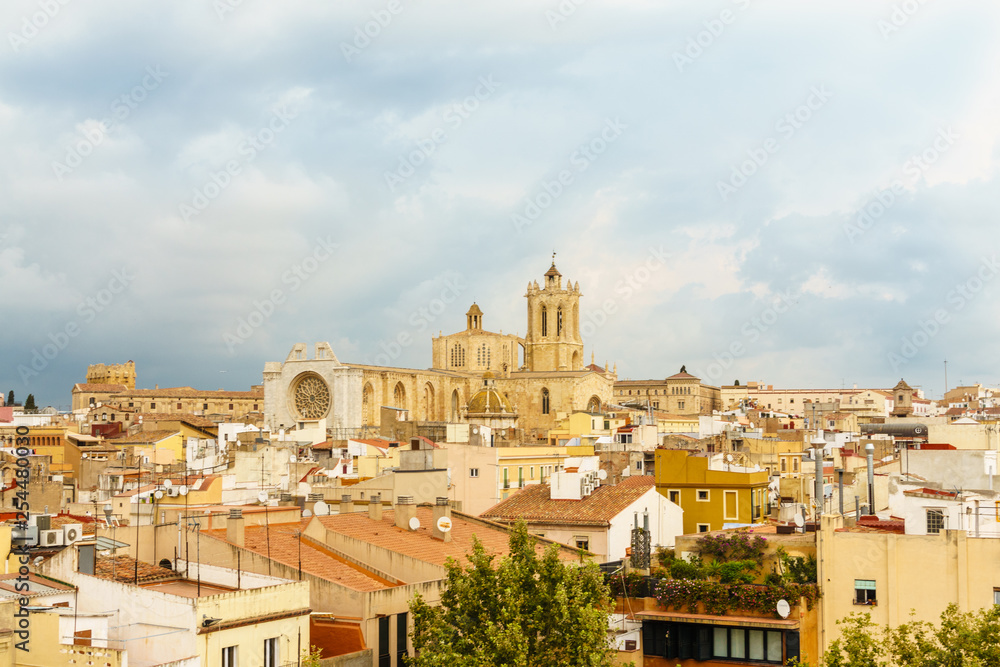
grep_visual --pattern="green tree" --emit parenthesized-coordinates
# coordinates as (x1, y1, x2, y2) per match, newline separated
(823, 605, 1000, 667)
(24, 394, 36, 411)
(5, 390, 12, 406)
(300, 645, 324, 667)
(408, 520, 615, 667)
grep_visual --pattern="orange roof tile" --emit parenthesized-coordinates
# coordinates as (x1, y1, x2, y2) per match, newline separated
(109, 429, 179, 444)
(137, 413, 218, 429)
(73, 383, 128, 393)
(94, 555, 178, 584)
(481, 476, 656, 527)
(117, 387, 263, 399)
(315, 508, 580, 567)
(203, 522, 394, 592)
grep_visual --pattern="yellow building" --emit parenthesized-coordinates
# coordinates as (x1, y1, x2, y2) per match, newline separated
(818, 515, 1000, 651)
(86, 361, 136, 389)
(655, 449, 770, 534)
(614, 369, 721, 416)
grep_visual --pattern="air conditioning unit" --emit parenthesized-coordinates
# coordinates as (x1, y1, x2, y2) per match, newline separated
(167, 488, 180, 497)
(63, 524, 84, 544)
(40, 530, 64, 547)
(12, 526, 38, 546)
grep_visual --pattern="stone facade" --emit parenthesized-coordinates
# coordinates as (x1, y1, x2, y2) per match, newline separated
(86, 361, 136, 389)
(262, 261, 615, 439)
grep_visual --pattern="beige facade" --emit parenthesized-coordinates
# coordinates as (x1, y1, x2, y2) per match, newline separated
(818, 515, 1000, 651)
(523, 261, 584, 372)
(614, 371, 721, 416)
(432, 304, 522, 374)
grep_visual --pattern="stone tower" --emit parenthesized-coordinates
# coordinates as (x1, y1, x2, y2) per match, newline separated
(890, 378, 914, 417)
(524, 258, 583, 372)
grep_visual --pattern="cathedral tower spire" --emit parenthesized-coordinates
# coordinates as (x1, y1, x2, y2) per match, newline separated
(524, 257, 584, 371)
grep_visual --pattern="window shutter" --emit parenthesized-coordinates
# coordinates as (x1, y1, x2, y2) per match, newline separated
(696, 626, 713, 661)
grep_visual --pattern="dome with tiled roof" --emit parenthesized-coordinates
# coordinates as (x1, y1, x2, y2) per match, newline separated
(466, 385, 514, 414)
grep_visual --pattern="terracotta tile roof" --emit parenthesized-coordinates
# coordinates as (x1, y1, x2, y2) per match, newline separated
(73, 383, 128, 393)
(137, 413, 217, 429)
(413, 436, 440, 449)
(94, 555, 178, 584)
(666, 372, 699, 380)
(310, 617, 367, 657)
(109, 429, 179, 444)
(51, 514, 97, 534)
(586, 364, 606, 373)
(203, 522, 394, 592)
(481, 476, 656, 527)
(315, 508, 580, 568)
(0, 573, 76, 597)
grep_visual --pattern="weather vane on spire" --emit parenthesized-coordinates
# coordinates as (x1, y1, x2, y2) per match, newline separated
(551, 250, 556, 263)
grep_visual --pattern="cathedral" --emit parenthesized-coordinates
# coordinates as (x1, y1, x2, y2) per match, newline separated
(262, 260, 616, 441)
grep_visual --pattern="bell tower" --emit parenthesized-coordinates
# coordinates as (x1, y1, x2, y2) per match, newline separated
(524, 255, 584, 371)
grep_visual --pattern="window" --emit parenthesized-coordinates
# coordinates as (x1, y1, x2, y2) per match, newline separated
(575, 536, 589, 550)
(724, 490, 738, 521)
(229, 403, 234, 410)
(518, 467, 524, 487)
(994, 588, 1000, 605)
(541, 389, 550, 415)
(557, 306, 563, 335)
(378, 616, 390, 667)
(203, 403, 209, 410)
(780, 459, 787, 472)
(177, 402, 182, 409)
(396, 612, 409, 662)
(150, 402, 156, 409)
(469, 468, 479, 478)
(128, 401, 133, 408)
(541, 305, 548, 336)
(927, 508, 945, 534)
(264, 638, 278, 667)
(792, 458, 799, 472)
(855, 579, 877, 605)
(89, 397, 96, 406)
(668, 490, 680, 505)
(697, 490, 710, 502)
(253, 403, 258, 410)
(697, 524, 711, 533)
(503, 468, 509, 489)
(530, 466, 534, 479)
(222, 646, 238, 667)
(678, 401, 685, 409)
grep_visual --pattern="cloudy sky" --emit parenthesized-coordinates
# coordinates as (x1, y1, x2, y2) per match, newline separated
(2, 1, 998, 408)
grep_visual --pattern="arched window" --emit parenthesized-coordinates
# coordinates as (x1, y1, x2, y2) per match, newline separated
(393, 383, 406, 410)
(541, 388, 550, 415)
(541, 306, 548, 337)
(557, 307, 563, 336)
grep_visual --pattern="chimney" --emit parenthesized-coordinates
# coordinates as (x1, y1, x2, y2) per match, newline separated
(432, 497, 452, 542)
(369, 494, 383, 521)
(227, 508, 245, 547)
(341, 494, 354, 514)
(395, 495, 417, 530)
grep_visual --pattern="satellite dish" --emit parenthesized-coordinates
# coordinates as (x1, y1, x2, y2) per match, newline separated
(302, 509, 312, 518)
(33, 556, 44, 566)
(408, 516, 421, 530)
(436, 516, 452, 532)
(82, 453, 88, 459)
(290, 455, 297, 463)
(726, 454, 734, 462)
(204, 509, 211, 514)
(297, 482, 312, 496)
(314, 501, 330, 516)
(179, 485, 189, 496)
(163, 480, 173, 488)
(793, 514, 804, 528)
(776, 599, 791, 618)
(154, 491, 163, 500)
(597, 469, 608, 480)
(257, 491, 268, 503)
(472, 427, 478, 434)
